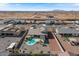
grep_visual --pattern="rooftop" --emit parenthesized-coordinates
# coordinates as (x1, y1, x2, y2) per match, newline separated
(56, 27, 79, 34)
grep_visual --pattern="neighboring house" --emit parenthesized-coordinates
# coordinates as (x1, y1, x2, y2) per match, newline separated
(62, 20, 75, 24)
(0, 24, 21, 37)
(56, 27, 79, 36)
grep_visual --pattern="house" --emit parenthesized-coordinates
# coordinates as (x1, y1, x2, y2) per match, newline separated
(0, 24, 21, 37)
(56, 27, 79, 36)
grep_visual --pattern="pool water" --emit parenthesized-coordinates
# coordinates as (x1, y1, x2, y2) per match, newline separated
(26, 38, 37, 46)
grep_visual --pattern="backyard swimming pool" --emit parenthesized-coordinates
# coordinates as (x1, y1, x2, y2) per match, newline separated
(26, 38, 39, 46)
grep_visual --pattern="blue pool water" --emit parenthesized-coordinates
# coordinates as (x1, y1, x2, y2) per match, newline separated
(26, 38, 37, 46)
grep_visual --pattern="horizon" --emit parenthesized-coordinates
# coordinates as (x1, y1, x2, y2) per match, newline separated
(0, 3, 79, 11)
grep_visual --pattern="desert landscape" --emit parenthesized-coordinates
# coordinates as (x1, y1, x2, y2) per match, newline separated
(0, 11, 79, 20)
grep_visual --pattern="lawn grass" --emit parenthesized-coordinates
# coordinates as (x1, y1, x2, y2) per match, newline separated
(64, 36, 70, 41)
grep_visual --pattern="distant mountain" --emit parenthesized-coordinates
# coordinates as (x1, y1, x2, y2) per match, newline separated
(53, 9, 66, 11)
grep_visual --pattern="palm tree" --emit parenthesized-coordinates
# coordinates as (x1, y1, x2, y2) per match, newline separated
(48, 51, 51, 55)
(29, 51, 32, 55)
(34, 20, 36, 24)
(50, 21, 54, 25)
(23, 50, 25, 53)
(19, 50, 21, 52)
(40, 51, 43, 55)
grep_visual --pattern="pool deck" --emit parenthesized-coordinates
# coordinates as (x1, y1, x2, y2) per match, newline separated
(19, 40, 51, 54)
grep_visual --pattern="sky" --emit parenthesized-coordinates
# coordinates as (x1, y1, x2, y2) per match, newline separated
(0, 3, 79, 11)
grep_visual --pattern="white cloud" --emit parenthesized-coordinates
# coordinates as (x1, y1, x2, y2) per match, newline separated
(10, 8, 52, 11)
(0, 3, 9, 7)
(72, 3, 79, 6)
